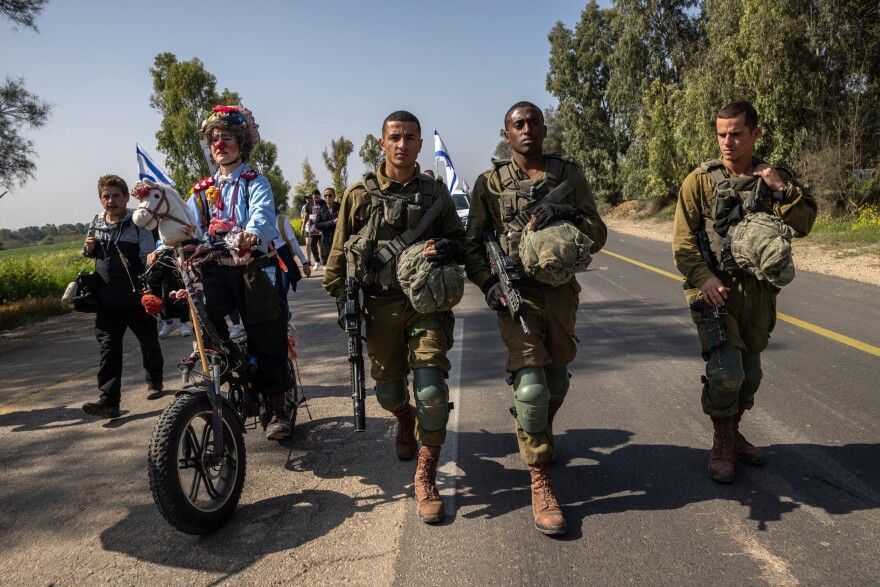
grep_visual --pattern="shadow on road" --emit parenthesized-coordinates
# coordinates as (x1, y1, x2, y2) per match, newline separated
(453, 427, 880, 539)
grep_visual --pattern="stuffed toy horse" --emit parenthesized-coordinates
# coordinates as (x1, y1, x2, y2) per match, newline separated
(131, 179, 198, 246)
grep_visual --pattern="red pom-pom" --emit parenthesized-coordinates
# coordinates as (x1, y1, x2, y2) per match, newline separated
(141, 293, 164, 315)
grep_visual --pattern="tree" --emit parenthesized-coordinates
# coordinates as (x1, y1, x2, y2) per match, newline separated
(359, 133, 383, 172)
(292, 159, 318, 214)
(494, 128, 512, 159)
(149, 53, 240, 193)
(1, 2, 52, 192)
(323, 135, 354, 195)
(1, 0, 47, 31)
(0, 76, 52, 191)
(250, 141, 291, 214)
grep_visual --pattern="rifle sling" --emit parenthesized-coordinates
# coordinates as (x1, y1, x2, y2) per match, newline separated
(369, 197, 444, 270)
(506, 168, 584, 232)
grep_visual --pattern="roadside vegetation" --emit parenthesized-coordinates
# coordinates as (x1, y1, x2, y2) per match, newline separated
(0, 241, 92, 330)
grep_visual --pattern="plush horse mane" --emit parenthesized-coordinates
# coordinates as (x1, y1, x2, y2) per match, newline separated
(132, 179, 197, 246)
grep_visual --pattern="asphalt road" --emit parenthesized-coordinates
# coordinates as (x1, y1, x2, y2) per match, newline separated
(1, 231, 878, 586)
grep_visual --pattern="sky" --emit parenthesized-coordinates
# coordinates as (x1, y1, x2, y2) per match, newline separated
(0, 0, 606, 229)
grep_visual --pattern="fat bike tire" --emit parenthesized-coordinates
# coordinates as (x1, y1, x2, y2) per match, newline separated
(147, 393, 246, 535)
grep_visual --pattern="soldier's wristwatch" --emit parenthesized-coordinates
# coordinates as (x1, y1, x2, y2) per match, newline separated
(772, 184, 787, 201)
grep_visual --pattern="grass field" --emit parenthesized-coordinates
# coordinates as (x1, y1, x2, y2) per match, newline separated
(0, 240, 93, 330)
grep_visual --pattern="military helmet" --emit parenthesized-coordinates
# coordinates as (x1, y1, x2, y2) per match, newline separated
(729, 211, 796, 287)
(397, 242, 464, 313)
(519, 220, 593, 286)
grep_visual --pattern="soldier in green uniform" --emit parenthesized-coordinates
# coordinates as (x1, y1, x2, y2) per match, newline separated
(672, 101, 817, 483)
(462, 102, 607, 535)
(322, 111, 466, 524)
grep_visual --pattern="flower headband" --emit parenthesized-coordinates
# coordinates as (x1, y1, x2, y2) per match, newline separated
(202, 105, 261, 147)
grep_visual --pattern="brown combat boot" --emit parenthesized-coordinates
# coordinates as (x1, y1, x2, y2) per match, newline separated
(734, 409, 766, 465)
(393, 404, 417, 461)
(528, 464, 567, 535)
(709, 415, 736, 483)
(414, 445, 444, 524)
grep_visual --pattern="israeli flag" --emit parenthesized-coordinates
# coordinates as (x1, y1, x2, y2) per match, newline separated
(434, 129, 466, 194)
(136, 143, 173, 185)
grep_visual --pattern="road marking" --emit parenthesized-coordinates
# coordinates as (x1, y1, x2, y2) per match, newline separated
(602, 249, 880, 358)
(437, 318, 464, 517)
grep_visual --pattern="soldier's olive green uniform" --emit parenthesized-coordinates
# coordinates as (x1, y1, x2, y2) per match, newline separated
(462, 156, 606, 465)
(672, 160, 817, 417)
(323, 164, 466, 447)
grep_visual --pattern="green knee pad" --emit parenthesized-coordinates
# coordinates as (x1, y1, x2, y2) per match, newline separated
(413, 368, 449, 432)
(513, 367, 549, 434)
(375, 380, 408, 414)
(544, 366, 570, 414)
(739, 353, 762, 409)
(704, 347, 745, 411)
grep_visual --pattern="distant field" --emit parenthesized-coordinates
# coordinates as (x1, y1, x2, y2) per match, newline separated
(0, 240, 92, 304)
(0, 239, 83, 259)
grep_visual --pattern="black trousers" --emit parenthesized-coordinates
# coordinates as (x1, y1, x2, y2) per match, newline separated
(202, 263, 292, 397)
(308, 236, 321, 265)
(321, 233, 334, 265)
(95, 305, 164, 406)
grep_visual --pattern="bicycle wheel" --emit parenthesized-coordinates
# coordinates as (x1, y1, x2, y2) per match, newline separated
(147, 393, 246, 535)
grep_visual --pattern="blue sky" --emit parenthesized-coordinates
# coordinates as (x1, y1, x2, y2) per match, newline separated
(1, 0, 604, 228)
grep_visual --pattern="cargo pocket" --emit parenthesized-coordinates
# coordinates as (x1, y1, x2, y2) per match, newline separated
(243, 264, 280, 325)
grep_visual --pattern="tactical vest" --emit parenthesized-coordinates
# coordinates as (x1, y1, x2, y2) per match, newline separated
(488, 156, 570, 265)
(701, 158, 779, 272)
(344, 172, 439, 291)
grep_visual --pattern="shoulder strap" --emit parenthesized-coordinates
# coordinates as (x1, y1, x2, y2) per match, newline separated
(506, 167, 585, 232)
(278, 216, 295, 250)
(700, 159, 728, 187)
(371, 196, 445, 268)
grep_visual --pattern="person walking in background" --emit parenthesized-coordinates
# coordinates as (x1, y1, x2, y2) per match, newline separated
(81, 174, 164, 418)
(274, 209, 311, 320)
(301, 189, 325, 270)
(316, 187, 340, 267)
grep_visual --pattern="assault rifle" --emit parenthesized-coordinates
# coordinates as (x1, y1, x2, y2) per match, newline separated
(683, 229, 727, 351)
(344, 277, 367, 431)
(484, 230, 531, 335)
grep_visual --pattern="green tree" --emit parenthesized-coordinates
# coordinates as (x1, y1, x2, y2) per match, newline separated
(493, 128, 512, 160)
(0, 76, 52, 192)
(323, 135, 354, 195)
(1, 3, 52, 192)
(250, 141, 291, 214)
(359, 133, 383, 172)
(149, 53, 240, 193)
(292, 158, 318, 214)
(546, 2, 620, 204)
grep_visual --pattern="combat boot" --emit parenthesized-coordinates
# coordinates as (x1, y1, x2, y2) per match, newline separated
(734, 409, 766, 465)
(528, 464, 567, 535)
(265, 393, 291, 441)
(393, 403, 417, 461)
(82, 397, 121, 419)
(414, 445, 444, 523)
(709, 415, 736, 483)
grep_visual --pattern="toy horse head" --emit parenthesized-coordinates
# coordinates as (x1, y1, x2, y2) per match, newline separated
(132, 179, 197, 247)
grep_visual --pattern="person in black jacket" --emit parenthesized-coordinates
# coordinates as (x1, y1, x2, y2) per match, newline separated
(81, 174, 164, 418)
(316, 187, 340, 266)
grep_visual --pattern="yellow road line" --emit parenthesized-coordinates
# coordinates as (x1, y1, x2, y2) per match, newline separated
(601, 249, 880, 358)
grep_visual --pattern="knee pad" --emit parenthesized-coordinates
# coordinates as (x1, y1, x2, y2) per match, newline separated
(739, 353, 762, 408)
(544, 366, 570, 403)
(413, 368, 449, 432)
(375, 380, 408, 413)
(513, 367, 549, 434)
(704, 348, 745, 410)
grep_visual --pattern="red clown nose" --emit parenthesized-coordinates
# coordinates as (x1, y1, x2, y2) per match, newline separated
(213, 139, 226, 152)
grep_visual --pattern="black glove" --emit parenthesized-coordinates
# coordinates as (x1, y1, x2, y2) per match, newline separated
(426, 238, 459, 265)
(481, 278, 506, 312)
(530, 202, 584, 231)
(335, 293, 347, 330)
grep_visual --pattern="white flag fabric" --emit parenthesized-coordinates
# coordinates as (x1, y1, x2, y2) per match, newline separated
(433, 129, 466, 194)
(136, 144, 174, 185)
